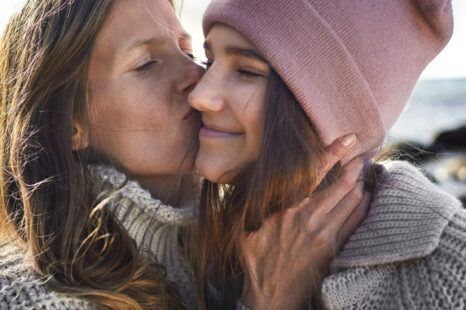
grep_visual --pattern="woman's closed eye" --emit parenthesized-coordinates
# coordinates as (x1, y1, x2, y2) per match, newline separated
(134, 50, 193, 75)
(134, 60, 158, 74)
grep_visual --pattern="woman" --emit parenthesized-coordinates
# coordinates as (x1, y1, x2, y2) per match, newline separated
(0, 0, 203, 308)
(0, 0, 365, 309)
(189, 0, 466, 309)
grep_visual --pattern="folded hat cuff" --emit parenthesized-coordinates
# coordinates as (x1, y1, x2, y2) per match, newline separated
(204, 0, 386, 162)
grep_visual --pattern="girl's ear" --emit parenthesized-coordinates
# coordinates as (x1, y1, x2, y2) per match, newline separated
(71, 120, 89, 150)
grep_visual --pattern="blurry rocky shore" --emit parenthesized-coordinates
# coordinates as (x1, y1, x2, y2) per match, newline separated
(383, 125, 466, 206)
(385, 78, 466, 206)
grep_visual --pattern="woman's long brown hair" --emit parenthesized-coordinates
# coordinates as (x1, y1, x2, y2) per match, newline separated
(0, 0, 185, 309)
(191, 69, 336, 309)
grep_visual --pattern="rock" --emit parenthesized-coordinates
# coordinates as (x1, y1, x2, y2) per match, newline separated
(429, 125, 466, 152)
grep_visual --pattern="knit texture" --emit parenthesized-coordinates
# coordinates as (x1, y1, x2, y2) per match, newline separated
(2, 162, 464, 309)
(203, 0, 453, 163)
(322, 161, 466, 309)
(0, 244, 94, 310)
(0, 165, 198, 309)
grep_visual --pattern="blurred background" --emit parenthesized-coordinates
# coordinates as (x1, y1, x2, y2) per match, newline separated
(1, 0, 465, 202)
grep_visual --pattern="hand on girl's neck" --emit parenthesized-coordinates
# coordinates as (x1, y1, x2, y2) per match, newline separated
(134, 173, 201, 208)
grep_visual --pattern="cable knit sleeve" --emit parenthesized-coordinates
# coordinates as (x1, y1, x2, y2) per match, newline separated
(322, 161, 466, 309)
(0, 245, 97, 309)
(420, 209, 466, 309)
(322, 208, 466, 310)
(355, 208, 465, 309)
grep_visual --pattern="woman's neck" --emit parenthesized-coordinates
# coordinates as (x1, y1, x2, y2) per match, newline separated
(134, 173, 201, 208)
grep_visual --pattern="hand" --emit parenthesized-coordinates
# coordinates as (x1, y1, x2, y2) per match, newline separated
(239, 134, 371, 310)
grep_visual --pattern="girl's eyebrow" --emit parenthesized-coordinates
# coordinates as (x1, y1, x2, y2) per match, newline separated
(204, 41, 267, 64)
(225, 46, 267, 63)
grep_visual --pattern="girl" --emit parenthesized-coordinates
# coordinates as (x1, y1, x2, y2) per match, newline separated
(0, 0, 363, 309)
(189, 0, 466, 309)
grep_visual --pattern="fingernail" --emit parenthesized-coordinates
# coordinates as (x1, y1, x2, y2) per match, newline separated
(341, 134, 356, 147)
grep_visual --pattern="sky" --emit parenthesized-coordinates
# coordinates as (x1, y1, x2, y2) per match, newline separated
(1, 0, 465, 80)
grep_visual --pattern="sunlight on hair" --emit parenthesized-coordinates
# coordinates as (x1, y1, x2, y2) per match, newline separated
(0, 1, 27, 34)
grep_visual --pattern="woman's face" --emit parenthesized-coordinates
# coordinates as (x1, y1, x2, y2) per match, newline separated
(85, 0, 203, 187)
(189, 24, 270, 184)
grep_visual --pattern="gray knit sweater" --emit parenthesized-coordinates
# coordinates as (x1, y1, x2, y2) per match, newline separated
(1, 162, 465, 309)
(0, 165, 198, 309)
(322, 161, 466, 309)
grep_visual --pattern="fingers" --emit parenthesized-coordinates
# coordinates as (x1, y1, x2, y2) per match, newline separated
(307, 156, 363, 215)
(312, 134, 357, 191)
(326, 179, 364, 232)
(335, 190, 371, 250)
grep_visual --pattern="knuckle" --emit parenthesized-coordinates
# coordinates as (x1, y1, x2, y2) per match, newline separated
(319, 159, 332, 177)
(350, 188, 364, 205)
(314, 229, 333, 250)
(283, 206, 298, 220)
(327, 149, 340, 163)
(299, 197, 312, 207)
(306, 216, 319, 231)
(341, 174, 356, 190)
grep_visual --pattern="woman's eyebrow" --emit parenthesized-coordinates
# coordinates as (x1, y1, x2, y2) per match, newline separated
(180, 32, 192, 42)
(203, 41, 267, 63)
(125, 32, 191, 54)
(125, 36, 167, 53)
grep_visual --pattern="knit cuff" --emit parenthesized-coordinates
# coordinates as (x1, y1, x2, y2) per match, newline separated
(331, 161, 462, 268)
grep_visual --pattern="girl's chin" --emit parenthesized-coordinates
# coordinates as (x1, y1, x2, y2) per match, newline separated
(195, 161, 235, 184)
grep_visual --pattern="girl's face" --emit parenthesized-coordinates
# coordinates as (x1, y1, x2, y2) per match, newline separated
(84, 0, 204, 189)
(189, 24, 270, 184)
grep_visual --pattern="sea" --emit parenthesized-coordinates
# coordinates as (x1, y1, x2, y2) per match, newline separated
(387, 78, 466, 200)
(388, 78, 466, 145)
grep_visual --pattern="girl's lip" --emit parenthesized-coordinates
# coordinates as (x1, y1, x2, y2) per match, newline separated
(199, 126, 242, 138)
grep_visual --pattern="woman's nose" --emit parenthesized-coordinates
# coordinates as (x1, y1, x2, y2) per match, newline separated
(176, 61, 205, 95)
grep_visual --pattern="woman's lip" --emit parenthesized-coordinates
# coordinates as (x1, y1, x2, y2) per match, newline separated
(183, 109, 198, 120)
(199, 126, 242, 138)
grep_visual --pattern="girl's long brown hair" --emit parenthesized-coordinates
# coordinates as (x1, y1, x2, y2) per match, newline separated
(191, 69, 336, 309)
(0, 0, 185, 309)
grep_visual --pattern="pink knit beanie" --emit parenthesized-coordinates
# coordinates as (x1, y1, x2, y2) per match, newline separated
(203, 0, 453, 161)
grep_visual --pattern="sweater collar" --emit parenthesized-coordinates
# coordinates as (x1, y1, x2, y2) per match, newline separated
(330, 161, 461, 269)
(88, 164, 197, 225)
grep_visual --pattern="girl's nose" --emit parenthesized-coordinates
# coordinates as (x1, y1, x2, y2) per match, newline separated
(188, 73, 227, 112)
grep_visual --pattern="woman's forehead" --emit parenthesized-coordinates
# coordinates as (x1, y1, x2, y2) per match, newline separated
(95, 0, 186, 53)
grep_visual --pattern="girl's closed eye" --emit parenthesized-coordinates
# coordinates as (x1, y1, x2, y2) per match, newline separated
(237, 66, 267, 78)
(200, 59, 267, 79)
